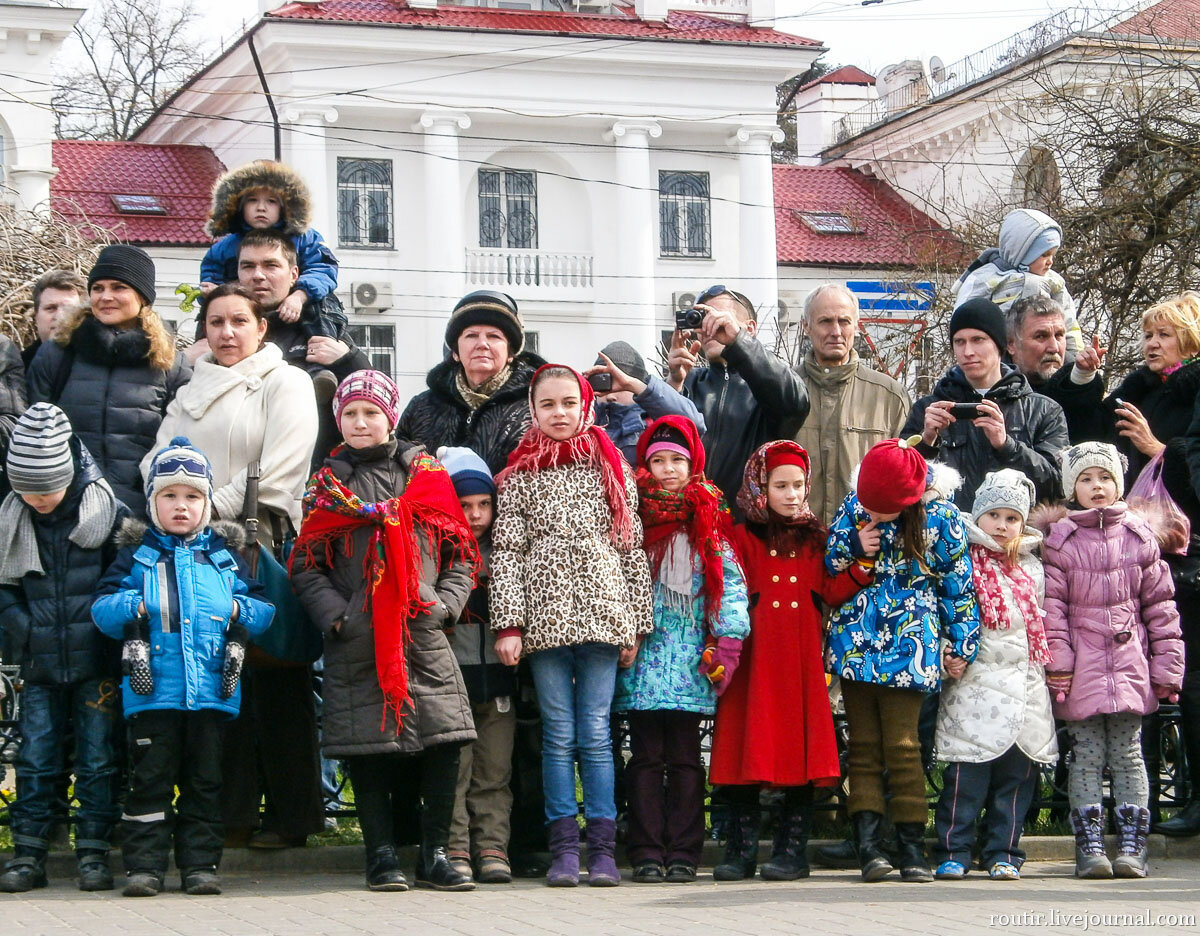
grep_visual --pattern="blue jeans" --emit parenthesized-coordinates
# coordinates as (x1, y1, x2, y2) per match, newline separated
(528, 643, 619, 823)
(11, 678, 121, 854)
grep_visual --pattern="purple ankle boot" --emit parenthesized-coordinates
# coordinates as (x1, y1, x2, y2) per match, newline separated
(546, 817, 581, 887)
(586, 818, 620, 887)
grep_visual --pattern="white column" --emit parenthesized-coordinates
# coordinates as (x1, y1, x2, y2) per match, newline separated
(730, 124, 785, 343)
(7, 165, 58, 214)
(282, 107, 338, 240)
(608, 119, 661, 360)
(415, 110, 471, 358)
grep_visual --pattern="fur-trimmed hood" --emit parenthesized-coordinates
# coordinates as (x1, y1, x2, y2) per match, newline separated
(115, 516, 250, 551)
(207, 160, 312, 238)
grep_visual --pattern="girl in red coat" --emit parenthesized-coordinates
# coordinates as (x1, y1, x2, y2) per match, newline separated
(709, 440, 871, 882)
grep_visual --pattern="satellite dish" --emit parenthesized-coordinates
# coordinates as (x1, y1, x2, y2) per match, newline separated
(927, 55, 947, 84)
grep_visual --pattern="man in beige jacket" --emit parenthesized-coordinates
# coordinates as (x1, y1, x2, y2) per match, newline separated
(793, 283, 910, 524)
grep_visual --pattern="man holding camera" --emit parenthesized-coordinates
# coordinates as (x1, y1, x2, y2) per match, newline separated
(668, 285, 808, 509)
(901, 298, 1069, 510)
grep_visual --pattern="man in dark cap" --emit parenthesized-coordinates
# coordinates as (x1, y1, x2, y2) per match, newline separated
(901, 297, 1069, 509)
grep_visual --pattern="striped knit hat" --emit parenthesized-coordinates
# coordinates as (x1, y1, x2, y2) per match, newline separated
(6, 403, 75, 495)
(145, 436, 213, 535)
(333, 370, 401, 429)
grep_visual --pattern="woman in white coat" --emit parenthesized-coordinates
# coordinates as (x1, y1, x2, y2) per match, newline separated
(932, 469, 1058, 881)
(144, 282, 325, 849)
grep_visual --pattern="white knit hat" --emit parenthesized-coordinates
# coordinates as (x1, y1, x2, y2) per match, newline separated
(144, 436, 213, 536)
(6, 403, 75, 496)
(1061, 441, 1128, 501)
(972, 469, 1036, 523)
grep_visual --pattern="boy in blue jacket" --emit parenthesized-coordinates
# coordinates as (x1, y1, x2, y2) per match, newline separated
(93, 437, 273, 898)
(0, 404, 127, 893)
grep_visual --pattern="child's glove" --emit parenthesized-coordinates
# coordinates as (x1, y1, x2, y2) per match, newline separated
(699, 637, 743, 696)
(1154, 685, 1181, 704)
(1046, 671, 1072, 703)
(219, 621, 251, 700)
(122, 612, 154, 696)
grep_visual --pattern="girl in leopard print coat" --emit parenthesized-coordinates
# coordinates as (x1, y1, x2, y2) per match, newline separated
(490, 364, 653, 888)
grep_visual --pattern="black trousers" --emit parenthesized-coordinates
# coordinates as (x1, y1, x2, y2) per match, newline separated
(933, 745, 1040, 870)
(344, 744, 462, 855)
(625, 711, 705, 866)
(121, 709, 224, 876)
(221, 666, 324, 837)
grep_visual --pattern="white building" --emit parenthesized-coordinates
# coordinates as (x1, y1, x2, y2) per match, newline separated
(122, 0, 821, 398)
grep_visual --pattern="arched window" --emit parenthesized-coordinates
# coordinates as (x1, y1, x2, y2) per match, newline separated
(1014, 146, 1061, 210)
(659, 171, 711, 258)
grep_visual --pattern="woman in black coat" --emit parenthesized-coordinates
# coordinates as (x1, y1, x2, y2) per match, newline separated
(26, 246, 190, 518)
(1100, 293, 1200, 836)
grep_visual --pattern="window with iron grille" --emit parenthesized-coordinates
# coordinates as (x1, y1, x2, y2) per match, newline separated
(337, 158, 393, 249)
(346, 323, 397, 378)
(659, 171, 711, 258)
(523, 330, 540, 355)
(478, 169, 538, 249)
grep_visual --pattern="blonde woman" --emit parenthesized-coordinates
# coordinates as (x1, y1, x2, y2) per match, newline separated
(27, 245, 190, 517)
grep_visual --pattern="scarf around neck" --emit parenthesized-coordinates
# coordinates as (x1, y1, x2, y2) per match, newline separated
(498, 364, 636, 550)
(455, 364, 513, 411)
(968, 542, 1051, 665)
(0, 476, 119, 585)
(635, 415, 735, 625)
(289, 446, 480, 731)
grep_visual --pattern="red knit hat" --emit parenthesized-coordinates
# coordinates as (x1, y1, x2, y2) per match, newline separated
(765, 442, 810, 476)
(856, 437, 927, 514)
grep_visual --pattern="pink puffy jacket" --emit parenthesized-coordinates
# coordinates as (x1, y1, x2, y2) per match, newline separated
(1042, 504, 1184, 722)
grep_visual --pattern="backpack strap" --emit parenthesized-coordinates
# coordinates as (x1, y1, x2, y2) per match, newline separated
(209, 547, 239, 575)
(132, 544, 161, 571)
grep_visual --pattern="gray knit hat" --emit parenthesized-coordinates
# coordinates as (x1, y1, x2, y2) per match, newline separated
(595, 341, 649, 383)
(145, 436, 213, 536)
(6, 403, 75, 495)
(1061, 441, 1128, 500)
(972, 469, 1036, 523)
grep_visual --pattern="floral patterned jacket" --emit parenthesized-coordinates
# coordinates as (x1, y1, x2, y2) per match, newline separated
(825, 471, 980, 693)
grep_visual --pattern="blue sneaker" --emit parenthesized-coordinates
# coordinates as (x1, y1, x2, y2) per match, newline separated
(988, 861, 1020, 880)
(935, 860, 966, 880)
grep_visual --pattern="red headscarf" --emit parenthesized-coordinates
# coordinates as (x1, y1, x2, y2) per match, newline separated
(737, 439, 827, 549)
(498, 364, 637, 549)
(635, 415, 736, 625)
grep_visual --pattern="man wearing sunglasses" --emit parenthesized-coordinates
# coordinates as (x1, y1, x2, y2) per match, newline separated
(667, 285, 808, 513)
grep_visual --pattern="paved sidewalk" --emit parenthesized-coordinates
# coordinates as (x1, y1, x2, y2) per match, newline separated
(4, 861, 1199, 936)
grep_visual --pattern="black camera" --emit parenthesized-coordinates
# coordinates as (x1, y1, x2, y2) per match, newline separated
(675, 304, 706, 331)
(587, 372, 613, 393)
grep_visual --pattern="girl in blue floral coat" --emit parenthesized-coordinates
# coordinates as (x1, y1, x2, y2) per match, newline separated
(826, 437, 979, 885)
(613, 416, 749, 885)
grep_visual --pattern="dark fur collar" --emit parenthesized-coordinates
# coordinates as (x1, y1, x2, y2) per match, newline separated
(116, 517, 249, 550)
(426, 351, 547, 409)
(69, 315, 151, 367)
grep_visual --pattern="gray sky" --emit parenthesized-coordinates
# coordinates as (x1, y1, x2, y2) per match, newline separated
(189, 0, 1142, 82)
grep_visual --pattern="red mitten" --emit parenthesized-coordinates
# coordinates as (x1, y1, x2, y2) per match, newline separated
(1046, 672, 1072, 704)
(699, 636, 743, 697)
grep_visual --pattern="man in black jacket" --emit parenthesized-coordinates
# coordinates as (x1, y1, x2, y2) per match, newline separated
(668, 285, 808, 510)
(903, 298, 1069, 510)
(1005, 295, 1107, 444)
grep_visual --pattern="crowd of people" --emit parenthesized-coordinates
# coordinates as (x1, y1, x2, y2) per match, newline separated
(0, 165, 1197, 900)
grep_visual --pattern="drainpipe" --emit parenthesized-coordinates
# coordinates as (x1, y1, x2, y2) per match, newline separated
(248, 33, 281, 161)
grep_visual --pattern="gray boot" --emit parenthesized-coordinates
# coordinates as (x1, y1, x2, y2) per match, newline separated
(1069, 805, 1113, 879)
(1111, 803, 1150, 878)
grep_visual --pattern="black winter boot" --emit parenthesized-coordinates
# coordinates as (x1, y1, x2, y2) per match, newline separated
(1111, 804, 1150, 879)
(77, 849, 114, 892)
(760, 787, 812, 881)
(852, 811, 893, 882)
(894, 822, 933, 883)
(365, 845, 408, 892)
(415, 793, 475, 891)
(0, 853, 47, 893)
(1069, 805, 1113, 879)
(1158, 800, 1200, 837)
(713, 806, 760, 882)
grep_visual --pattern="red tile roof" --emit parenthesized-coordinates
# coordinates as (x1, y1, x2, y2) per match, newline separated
(267, 0, 818, 46)
(51, 141, 224, 246)
(798, 64, 875, 92)
(773, 165, 958, 267)
(1109, 0, 1200, 41)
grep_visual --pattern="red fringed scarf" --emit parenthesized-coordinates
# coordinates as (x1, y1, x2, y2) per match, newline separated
(497, 364, 637, 550)
(289, 448, 480, 731)
(968, 543, 1052, 665)
(635, 415, 736, 625)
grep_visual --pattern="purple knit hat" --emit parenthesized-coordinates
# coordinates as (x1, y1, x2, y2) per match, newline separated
(333, 370, 401, 428)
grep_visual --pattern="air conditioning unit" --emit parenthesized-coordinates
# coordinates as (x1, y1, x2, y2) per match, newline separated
(777, 291, 805, 327)
(671, 291, 698, 313)
(352, 282, 393, 312)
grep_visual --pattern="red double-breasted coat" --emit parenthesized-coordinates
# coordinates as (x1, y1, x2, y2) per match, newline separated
(709, 527, 869, 787)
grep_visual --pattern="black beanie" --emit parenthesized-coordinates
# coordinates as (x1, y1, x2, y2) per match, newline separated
(595, 340, 648, 383)
(88, 244, 156, 307)
(949, 298, 1007, 353)
(445, 290, 524, 356)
